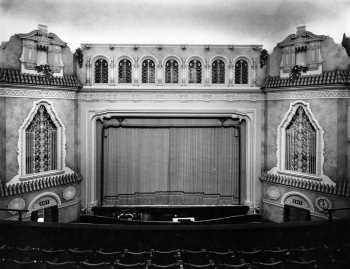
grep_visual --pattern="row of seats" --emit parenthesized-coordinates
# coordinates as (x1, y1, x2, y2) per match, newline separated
(0, 244, 349, 268)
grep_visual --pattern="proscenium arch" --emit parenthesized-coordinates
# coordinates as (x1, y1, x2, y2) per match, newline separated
(84, 109, 257, 211)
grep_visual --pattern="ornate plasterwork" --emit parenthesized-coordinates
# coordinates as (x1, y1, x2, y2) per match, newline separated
(16, 100, 66, 181)
(266, 89, 350, 100)
(0, 88, 77, 99)
(273, 100, 334, 185)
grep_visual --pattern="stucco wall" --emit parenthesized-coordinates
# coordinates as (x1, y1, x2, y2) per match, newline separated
(265, 96, 348, 183)
(4, 95, 78, 181)
(0, 36, 22, 69)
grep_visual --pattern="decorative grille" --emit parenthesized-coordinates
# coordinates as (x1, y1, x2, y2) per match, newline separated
(141, 59, 155, 83)
(25, 105, 57, 174)
(119, 59, 132, 83)
(165, 60, 179, 83)
(212, 59, 225, 84)
(189, 60, 202, 83)
(94, 59, 108, 83)
(285, 106, 317, 174)
(235, 59, 248, 84)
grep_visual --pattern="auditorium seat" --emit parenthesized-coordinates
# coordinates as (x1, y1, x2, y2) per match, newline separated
(119, 250, 150, 264)
(148, 262, 180, 269)
(41, 248, 67, 262)
(2, 259, 41, 269)
(208, 250, 237, 265)
(115, 261, 147, 269)
(216, 263, 250, 269)
(45, 260, 77, 269)
(182, 262, 214, 269)
(285, 258, 317, 269)
(181, 249, 212, 265)
(238, 249, 262, 262)
(95, 249, 122, 264)
(252, 258, 283, 269)
(289, 246, 317, 260)
(67, 248, 95, 261)
(262, 248, 289, 261)
(150, 249, 181, 265)
(13, 246, 41, 261)
(80, 261, 112, 269)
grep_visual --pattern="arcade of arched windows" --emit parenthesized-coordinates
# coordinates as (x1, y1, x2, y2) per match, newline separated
(91, 56, 252, 86)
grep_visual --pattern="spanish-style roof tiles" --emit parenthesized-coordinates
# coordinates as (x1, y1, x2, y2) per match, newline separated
(0, 68, 82, 89)
(263, 70, 350, 89)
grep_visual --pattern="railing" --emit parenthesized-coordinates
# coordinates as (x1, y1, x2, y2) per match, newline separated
(0, 208, 29, 221)
(327, 207, 350, 221)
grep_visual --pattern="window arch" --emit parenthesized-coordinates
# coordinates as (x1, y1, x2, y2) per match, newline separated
(25, 105, 57, 174)
(188, 59, 202, 83)
(119, 59, 132, 83)
(141, 59, 155, 83)
(18, 100, 65, 178)
(235, 59, 248, 84)
(94, 58, 108, 83)
(285, 106, 316, 174)
(276, 101, 333, 184)
(212, 59, 225, 84)
(165, 59, 179, 83)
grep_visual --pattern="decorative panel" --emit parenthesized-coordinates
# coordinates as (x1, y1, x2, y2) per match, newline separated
(94, 59, 108, 83)
(235, 59, 248, 84)
(25, 105, 57, 174)
(212, 59, 225, 84)
(141, 59, 155, 83)
(165, 60, 179, 83)
(285, 106, 316, 174)
(118, 59, 132, 83)
(188, 60, 202, 83)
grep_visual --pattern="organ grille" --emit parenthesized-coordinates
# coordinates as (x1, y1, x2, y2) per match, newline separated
(285, 106, 316, 174)
(25, 105, 57, 174)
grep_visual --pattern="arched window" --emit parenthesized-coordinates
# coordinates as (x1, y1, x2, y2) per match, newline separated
(142, 59, 155, 83)
(119, 59, 132, 83)
(212, 59, 225, 84)
(235, 59, 248, 84)
(165, 59, 179, 83)
(188, 59, 202, 83)
(94, 58, 108, 83)
(25, 105, 57, 174)
(285, 106, 317, 174)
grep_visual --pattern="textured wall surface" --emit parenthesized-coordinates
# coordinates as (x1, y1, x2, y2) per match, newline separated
(4, 96, 77, 181)
(265, 97, 348, 183)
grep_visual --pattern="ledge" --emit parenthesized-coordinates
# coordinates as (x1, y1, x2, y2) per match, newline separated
(260, 173, 350, 197)
(0, 172, 82, 198)
(0, 68, 82, 89)
(263, 70, 350, 89)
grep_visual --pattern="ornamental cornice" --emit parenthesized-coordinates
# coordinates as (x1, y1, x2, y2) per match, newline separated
(0, 88, 77, 100)
(266, 89, 350, 100)
(78, 91, 265, 102)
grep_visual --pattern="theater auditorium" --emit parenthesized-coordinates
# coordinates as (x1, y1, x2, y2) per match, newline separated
(0, 23, 349, 268)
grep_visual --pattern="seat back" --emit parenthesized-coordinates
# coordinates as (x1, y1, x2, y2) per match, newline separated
(182, 250, 211, 265)
(182, 263, 214, 269)
(45, 260, 77, 269)
(80, 261, 112, 269)
(3, 259, 41, 269)
(120, 251, 150, 264)
(67, 248, 94, 262)
(151, 250, 181, 265)
(115, 261, 147, 269)
(41, 248, 67, 262)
